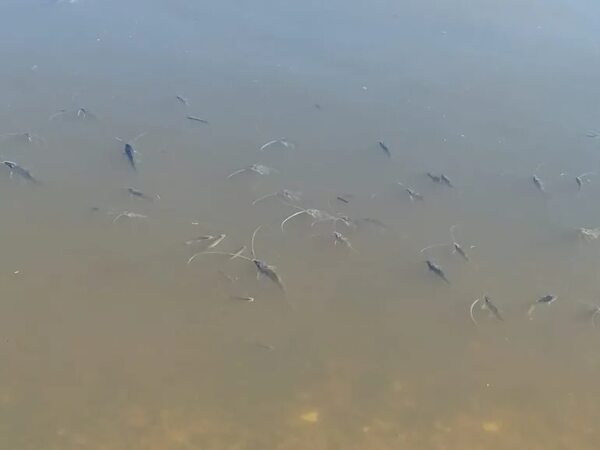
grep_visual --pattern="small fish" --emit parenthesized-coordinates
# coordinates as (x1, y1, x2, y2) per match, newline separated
(333, 231, 358, 253)
(3, 161, 39, 183)
(378, 141, 391, 158)
(532, 175, 544, 192)
(528, 294, 557, 317)
(538, 294, 557, 304)
(116, 134, 146, 171)
(280, 208, 337, 232)
(427, 172, 442, 183)
(440, 174, 453, 187)
(426, 260, 450, 284)
(127, 187, 154, 201)
(575, 172, 594, 191)
(195, 250, 286, 294)
(281, 189, 302, 203)
(482, 296, 503, 321)
(406, 188, 424, 201)
(427, 172, 453, 187)
(186, 116, 209, 124)
(230, 295, 255, 303)
(253, 259, 285, 291)
(76, 107, 96, 120)
(176, 95, 188, 105)
(124, 143, 136, 169)
(336, 195, 350, 204)
(453, 242, 469, 261)
(336, 215, 356, 229)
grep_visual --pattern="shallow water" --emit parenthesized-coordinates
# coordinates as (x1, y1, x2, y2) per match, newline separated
(1, 0, 600, 448)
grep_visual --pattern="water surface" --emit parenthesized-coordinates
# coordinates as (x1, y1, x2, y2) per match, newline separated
(1, 0, 600, 448)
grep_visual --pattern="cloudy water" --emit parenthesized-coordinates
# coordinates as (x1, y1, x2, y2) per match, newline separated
(2, 0, 600, 448)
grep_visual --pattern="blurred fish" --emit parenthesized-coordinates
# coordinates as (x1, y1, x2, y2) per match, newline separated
(3, 161, 39, 184)
(426, 260, 450, 284)
(378, 141, 391, 158)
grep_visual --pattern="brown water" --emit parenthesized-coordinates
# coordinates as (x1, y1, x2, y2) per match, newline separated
(2, 0, 600, 448)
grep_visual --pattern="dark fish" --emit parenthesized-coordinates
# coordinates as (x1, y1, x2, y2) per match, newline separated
(336, 195, 350, 204)
(537, 294, 556, 304)
(176, 95, 188, 105)
(124, 143, 136, 170)
(528, 294, 556, 317)
(426, 260, 450, 284)
(427, 172, 442, 183)
(3, 161, 39, 184)
(483, 296, 503, 321)
(426, 172, 453, 188)
(406, 188, 424, 201)
(576, 176, 583, 191)
(532, 175, 544, 192)
(453, 242, 469, 261)
(127, 187, 153, 201)
(186, 116, 209, 124)
(378, 141, 391, 158)
(253, 259, 285, 291)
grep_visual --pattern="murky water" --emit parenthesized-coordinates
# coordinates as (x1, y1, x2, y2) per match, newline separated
(2, 0, 600, 448)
